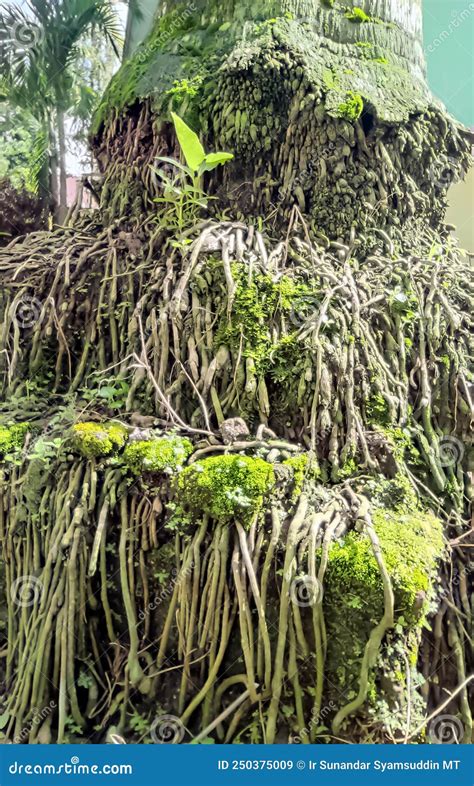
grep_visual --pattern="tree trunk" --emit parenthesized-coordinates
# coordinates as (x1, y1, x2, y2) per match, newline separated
(56, 108, 68, 223)
(92, 0, 470, 237)
(0, 0, 472, 747)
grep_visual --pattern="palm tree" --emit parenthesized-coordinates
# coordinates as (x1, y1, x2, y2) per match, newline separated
(0, 0, 122, 219)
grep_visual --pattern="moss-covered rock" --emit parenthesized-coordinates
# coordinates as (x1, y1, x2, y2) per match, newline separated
(123, 435, 193, 475)
(71, 421, 128, 459)
(0, 422, 30, 458)
(176, 454, 275, 525)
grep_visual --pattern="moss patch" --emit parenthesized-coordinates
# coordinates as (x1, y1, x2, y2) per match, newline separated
(71, 422, 128, 459)
(123, 436, 193, 475)
(336, 91, 364, 121)
(176, 454, 275, 525)
(0, 422, 30, 458)
(283, 452, 320, 499)
(323, 493, 444, 702)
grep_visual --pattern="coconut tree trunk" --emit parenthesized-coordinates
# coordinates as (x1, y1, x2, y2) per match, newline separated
(57, 107, 68, 223)
(92, 0, 470, 237)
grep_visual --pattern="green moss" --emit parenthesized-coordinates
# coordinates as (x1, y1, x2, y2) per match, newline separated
(71, 422, 128, 459)
(345, 7, 372, 23)
(283, 452, 320, 499)
(0, 422, 30, 458)
(219, 263, 313, 375)
(366, 393, 391, 426)
(165, 75, 203, 100)
(176, 454, 275, 525)
(323, 494, 444, 701)
(336, 91, 364, 121)
(123, 436, 193, 475)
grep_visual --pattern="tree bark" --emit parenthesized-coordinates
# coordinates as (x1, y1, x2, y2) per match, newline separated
(57, 108, 68, 223)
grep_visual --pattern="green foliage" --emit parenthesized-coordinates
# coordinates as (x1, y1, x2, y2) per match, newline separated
(0, 422, 30, 458)
(321, 0, 335, 7)
(0, 106, 42, 191)
(336, 91, 364, 121)
(170, 112, 233, 175)
(152, 113, 233, 236)
(166, 76, 203, 101)
(176, 455, 275, 525)
(366, 393, 391, 426)
(81, 377, 130, 410)
(123, 436, 193, 476)
(71, 421, 127, 459)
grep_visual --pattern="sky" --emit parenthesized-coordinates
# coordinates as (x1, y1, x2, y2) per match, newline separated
(424, 0, 474, 126)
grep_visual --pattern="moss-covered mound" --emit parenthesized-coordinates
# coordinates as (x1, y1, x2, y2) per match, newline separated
(71, 421, 128, 458)
(176, 454, 275, 524)
(323, 488, 445, 707)
(0, 422, 30, 458)
(123, 435, 193, 475)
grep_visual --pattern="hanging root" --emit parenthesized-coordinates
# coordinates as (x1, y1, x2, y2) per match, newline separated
(0, 210, 472, 744)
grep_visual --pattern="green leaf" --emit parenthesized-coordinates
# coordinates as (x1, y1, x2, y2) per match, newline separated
(199, 152, 234, 174)
(171, 112, 205, 172)
(0, 712, 9, 730)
